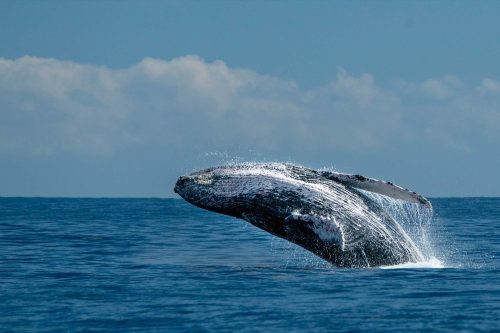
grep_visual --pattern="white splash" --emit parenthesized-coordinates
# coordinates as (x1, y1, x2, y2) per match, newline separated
(360, 190, 446, 269)
(380, 257, 444, 269)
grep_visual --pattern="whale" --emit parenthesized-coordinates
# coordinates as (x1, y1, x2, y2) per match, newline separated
(174, 163, 432, 268)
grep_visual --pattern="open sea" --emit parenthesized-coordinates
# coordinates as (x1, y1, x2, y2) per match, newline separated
(1, 197, 499, 332)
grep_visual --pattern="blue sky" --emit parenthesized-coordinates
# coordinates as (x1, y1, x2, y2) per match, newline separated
(1, 1, 500, 197)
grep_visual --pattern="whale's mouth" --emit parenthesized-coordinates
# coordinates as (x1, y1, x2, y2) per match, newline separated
(174, 176, 189, 195)
(173, 172, 217, 206)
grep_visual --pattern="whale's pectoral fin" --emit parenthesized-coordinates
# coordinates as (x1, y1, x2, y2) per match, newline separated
(321, 171, 432, 209)
(284, 213, 345, 251)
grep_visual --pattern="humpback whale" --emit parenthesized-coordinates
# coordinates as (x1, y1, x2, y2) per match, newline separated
(174, 163, 432, 268)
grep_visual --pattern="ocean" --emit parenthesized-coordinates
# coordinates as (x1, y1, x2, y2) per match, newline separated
(1, 197, 499, 332)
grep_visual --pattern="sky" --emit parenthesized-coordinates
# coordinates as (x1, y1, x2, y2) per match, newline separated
(1, 1, 500, 198)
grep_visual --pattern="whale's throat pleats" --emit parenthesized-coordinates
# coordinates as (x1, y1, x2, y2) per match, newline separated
(241, 212, 286, 237)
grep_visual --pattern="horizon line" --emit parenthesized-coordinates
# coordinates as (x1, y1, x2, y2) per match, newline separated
(1, 196, 499, 200)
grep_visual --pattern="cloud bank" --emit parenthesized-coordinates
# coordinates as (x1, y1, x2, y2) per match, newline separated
(2, 55, 499, 159)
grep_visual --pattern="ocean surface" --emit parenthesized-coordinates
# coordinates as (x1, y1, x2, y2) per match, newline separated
(1, 197, 499, 332)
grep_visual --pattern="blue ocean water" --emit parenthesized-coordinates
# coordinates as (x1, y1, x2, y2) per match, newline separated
(0, 197, 499, 332)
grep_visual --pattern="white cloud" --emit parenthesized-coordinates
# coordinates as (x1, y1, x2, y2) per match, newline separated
(0, 55, 499, 158)
(331, 69, 380, 108)
(420, 75, 462, 100)
(478, 78, 500, 94)
(395, 75, 462, 100)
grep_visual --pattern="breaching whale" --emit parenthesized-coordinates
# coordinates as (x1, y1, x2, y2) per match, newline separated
(174, 163, 432, 268)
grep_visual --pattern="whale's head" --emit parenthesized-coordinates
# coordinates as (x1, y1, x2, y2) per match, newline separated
(175, 166, 260, 217)
(174, 164, 298, 222)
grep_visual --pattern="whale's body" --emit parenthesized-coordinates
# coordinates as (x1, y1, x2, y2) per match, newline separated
(174, 163, 432, 268)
